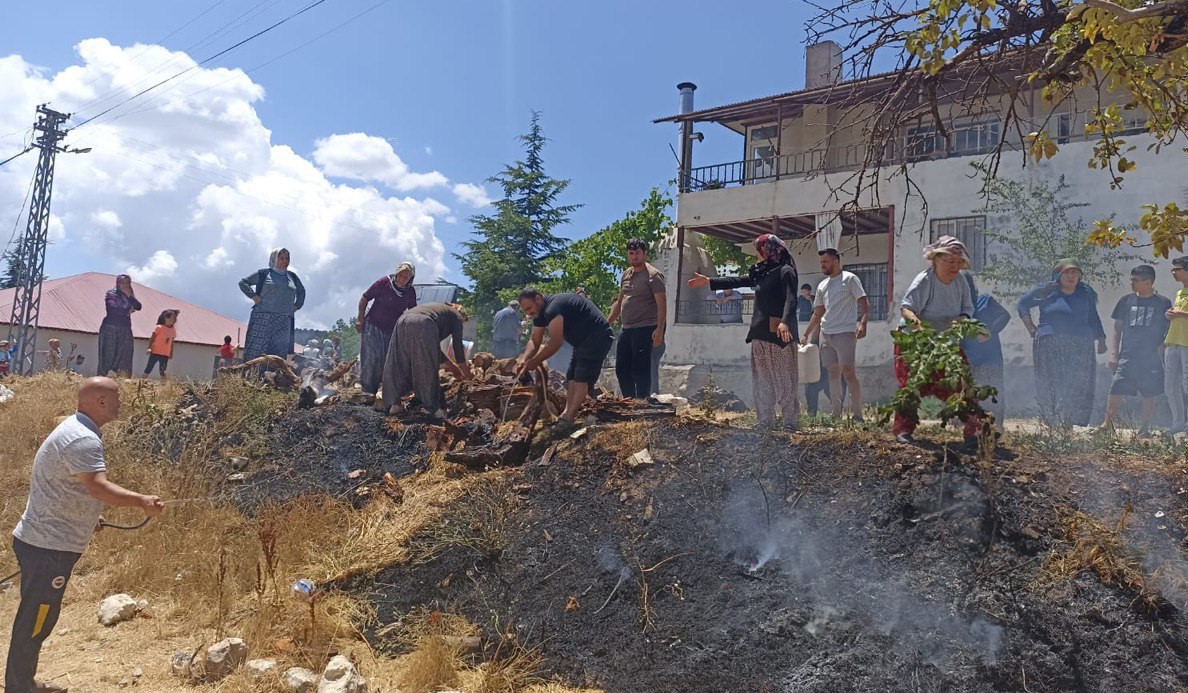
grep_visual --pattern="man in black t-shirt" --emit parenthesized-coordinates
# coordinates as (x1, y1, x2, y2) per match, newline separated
(1101, 265, 1172, 435)
(516, 288, 614, 435)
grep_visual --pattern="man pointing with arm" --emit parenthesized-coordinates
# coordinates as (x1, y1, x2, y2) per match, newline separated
(6, 377, 164, 693)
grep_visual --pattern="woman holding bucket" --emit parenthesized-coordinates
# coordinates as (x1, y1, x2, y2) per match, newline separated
(687, 234, 800, 432)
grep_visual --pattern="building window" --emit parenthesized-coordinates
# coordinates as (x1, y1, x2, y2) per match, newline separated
(903, 117, 1001, 160)
(848, 262, 889, 321)
(1057, 112, 1075, 144)
(931, 216, 987, 270)
(1119, 112, 1148, 136)
(750, 125, 778, 141)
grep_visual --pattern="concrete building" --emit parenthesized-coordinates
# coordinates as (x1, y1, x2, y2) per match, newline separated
(0, 272, 250, 380)
(652, 45, 1182, 419)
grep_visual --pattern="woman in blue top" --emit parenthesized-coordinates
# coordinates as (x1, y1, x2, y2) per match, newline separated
(239, 248, 306, 361)
(1017, 259, 1107, 427)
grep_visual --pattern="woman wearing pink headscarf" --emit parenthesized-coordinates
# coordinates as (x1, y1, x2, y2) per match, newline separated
(688, 234, 800, 432)
(893, 235, 980, 446)
(96, 273, 142, 376)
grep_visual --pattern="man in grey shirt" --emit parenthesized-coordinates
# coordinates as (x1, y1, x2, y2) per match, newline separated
(491, 301, 523, 359)
(7, 377, 164, 693)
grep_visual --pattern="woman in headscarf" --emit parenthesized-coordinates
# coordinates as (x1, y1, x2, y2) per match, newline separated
(893, 236, 979, 446)
(239, 248, 306, 361)
(1017, 258, 1107, 428)
(687, 234, 800, 432)
(356, 262, 417, 396)
(97, 274, 142, 376)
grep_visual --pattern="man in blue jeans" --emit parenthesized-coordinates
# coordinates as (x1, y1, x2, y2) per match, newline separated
(608, 239, 667, 399)
(7, 377, 164, 693)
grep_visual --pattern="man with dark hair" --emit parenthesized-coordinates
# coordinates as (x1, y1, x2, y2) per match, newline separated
(608, 239, 667, 399)
(802, 248, 869, 421)
(797, 283, 814, 323)
(517, 288, 613, 434)
(1166, 257, 1188, 438)
(1101, 264, 1171, 435)
(7, 377, 164, 693)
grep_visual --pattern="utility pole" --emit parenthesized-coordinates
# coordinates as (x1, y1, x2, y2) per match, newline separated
(5, 105, 73, 375)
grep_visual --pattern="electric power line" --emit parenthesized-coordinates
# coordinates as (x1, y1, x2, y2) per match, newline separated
(72, 0, 335, 130)
(0, 147, 33, 168)
(99, 0, 396, 127)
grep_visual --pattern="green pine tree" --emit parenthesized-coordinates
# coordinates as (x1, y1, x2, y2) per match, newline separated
(457, 112, 580, 347)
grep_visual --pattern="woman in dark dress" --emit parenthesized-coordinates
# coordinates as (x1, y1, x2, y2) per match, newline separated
(96, 274, 141, 376)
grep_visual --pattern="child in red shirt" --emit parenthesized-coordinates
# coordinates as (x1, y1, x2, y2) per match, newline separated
(143, 309, 179, 380)
(218, 335, 236, 367)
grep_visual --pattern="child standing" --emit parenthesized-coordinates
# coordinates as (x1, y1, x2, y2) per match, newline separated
(144, 310, 179, 380)
(218, 335, 236, 367)
(0, 338, 16, 376)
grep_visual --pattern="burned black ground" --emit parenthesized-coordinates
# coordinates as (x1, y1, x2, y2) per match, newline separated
(356, 420, 1188, 693)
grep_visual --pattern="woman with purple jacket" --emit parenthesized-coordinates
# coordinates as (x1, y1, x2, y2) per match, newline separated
(96, 274, 142, 376)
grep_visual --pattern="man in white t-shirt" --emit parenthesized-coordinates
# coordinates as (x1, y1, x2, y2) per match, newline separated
(801, 249, 870, 420)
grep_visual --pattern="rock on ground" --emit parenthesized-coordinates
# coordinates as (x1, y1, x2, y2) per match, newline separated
(317, 655, 367, 693)
(200, 637, 248, 681)
(246, 658, 279, 676)
(283, 667, 319, 693)
(97, 594, 139, 626)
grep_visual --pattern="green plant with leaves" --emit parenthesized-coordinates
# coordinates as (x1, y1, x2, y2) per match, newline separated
(326, 318, 361, 361)
(877, 320, 997, 429)
(540, 188, 672, 313)
(457, 112, 580, 347)
(976, 163, 1143, 298)
(700, 234, 752, 275)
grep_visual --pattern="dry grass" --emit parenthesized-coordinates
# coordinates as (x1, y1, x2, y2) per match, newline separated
(587, 421, 650, 460)
(0, 374, 602, 693)
(1040, 506, 1164, 611)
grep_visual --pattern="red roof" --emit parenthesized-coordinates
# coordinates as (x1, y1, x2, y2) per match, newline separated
(0, 272, 249, 347)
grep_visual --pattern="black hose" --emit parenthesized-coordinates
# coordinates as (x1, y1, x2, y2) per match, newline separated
(1, 517, 152, 586)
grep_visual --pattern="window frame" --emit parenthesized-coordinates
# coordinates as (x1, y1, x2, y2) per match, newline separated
(930, 216, 988, 271)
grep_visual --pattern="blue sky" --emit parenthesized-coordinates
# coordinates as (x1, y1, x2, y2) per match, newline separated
(0, 0, 819, 322)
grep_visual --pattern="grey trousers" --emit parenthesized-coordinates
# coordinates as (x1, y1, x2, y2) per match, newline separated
(382, 314, 444, 413)
(1165, 345, 1188, 433)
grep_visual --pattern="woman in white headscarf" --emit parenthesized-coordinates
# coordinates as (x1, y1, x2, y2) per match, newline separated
(355, 261, 417, 396)
(239, 248, 306, 361)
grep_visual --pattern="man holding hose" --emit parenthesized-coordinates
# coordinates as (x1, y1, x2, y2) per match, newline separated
(6, 377, 164, 693)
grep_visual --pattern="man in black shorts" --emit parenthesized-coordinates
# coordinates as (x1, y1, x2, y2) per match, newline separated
(1100, 264, 1171, 436)
(517, 288, 614, 434)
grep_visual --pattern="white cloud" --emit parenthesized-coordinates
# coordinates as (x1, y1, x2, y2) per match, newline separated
(125, 249, 177, 284)
(203, 247, 233, 270)
(91, 209, 121, 228)
(452, 182, 493, 208)
(313, 133, 448, 192)
(0, 38, 453, 328)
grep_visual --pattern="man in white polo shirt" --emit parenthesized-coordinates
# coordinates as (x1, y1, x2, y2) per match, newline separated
(801, 248, 870, 421)
(6, 377, 164, 693)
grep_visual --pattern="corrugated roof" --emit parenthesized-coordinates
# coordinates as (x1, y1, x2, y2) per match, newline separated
(0, 272, 250, 347)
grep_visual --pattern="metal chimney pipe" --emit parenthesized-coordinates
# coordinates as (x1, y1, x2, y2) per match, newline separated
(677, 82, 697, 192)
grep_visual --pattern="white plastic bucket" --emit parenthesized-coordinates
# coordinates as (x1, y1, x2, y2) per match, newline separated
(797, 343, 821, 384)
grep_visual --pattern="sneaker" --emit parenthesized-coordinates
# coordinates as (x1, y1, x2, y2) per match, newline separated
(895, 433, 915, 444)
(852, 415, 866, 424)
(34, 681, 69, 693)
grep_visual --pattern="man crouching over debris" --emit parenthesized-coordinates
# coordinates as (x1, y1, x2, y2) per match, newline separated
(517, 287, 614, 436)
(6, 377, 164, 693)
(383, 303, 473, 419)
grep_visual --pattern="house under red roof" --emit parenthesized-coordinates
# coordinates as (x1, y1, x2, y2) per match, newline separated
(0, 272, 248, 346)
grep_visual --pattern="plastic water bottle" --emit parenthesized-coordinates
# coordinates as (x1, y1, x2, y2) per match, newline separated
(291, 578, 317, 601)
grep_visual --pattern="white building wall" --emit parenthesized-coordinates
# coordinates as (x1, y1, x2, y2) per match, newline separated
(13, 328, 224, 381)
(662, 136, 1186, 415)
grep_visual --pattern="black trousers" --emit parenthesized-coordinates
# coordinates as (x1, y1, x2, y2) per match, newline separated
(5, 538, 81, 693)
(615, 326, 654, 399)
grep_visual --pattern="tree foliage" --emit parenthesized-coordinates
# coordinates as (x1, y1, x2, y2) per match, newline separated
(1, 246, 42, 290)
(809, 0, 1188, 256)
(327, 318, 361, 361)
(457, 112, 580, 346)
(700, 234, 752, 275)
(974, 163, 1142, 297)
(540, 188, 672, 313)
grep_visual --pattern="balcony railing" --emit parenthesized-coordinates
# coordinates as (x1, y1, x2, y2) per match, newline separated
(684, 144, 871, 191)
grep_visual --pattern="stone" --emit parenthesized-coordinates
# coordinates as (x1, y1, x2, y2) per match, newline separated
(246, 658, 279, 677)
(131, 667, 143, 678)
(282, 667, 318, 693)
(170, 651, 194, 679)
(98, 594, 139, 626)
(200, 638, 248, 682)
(317, 655, 367, 693)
